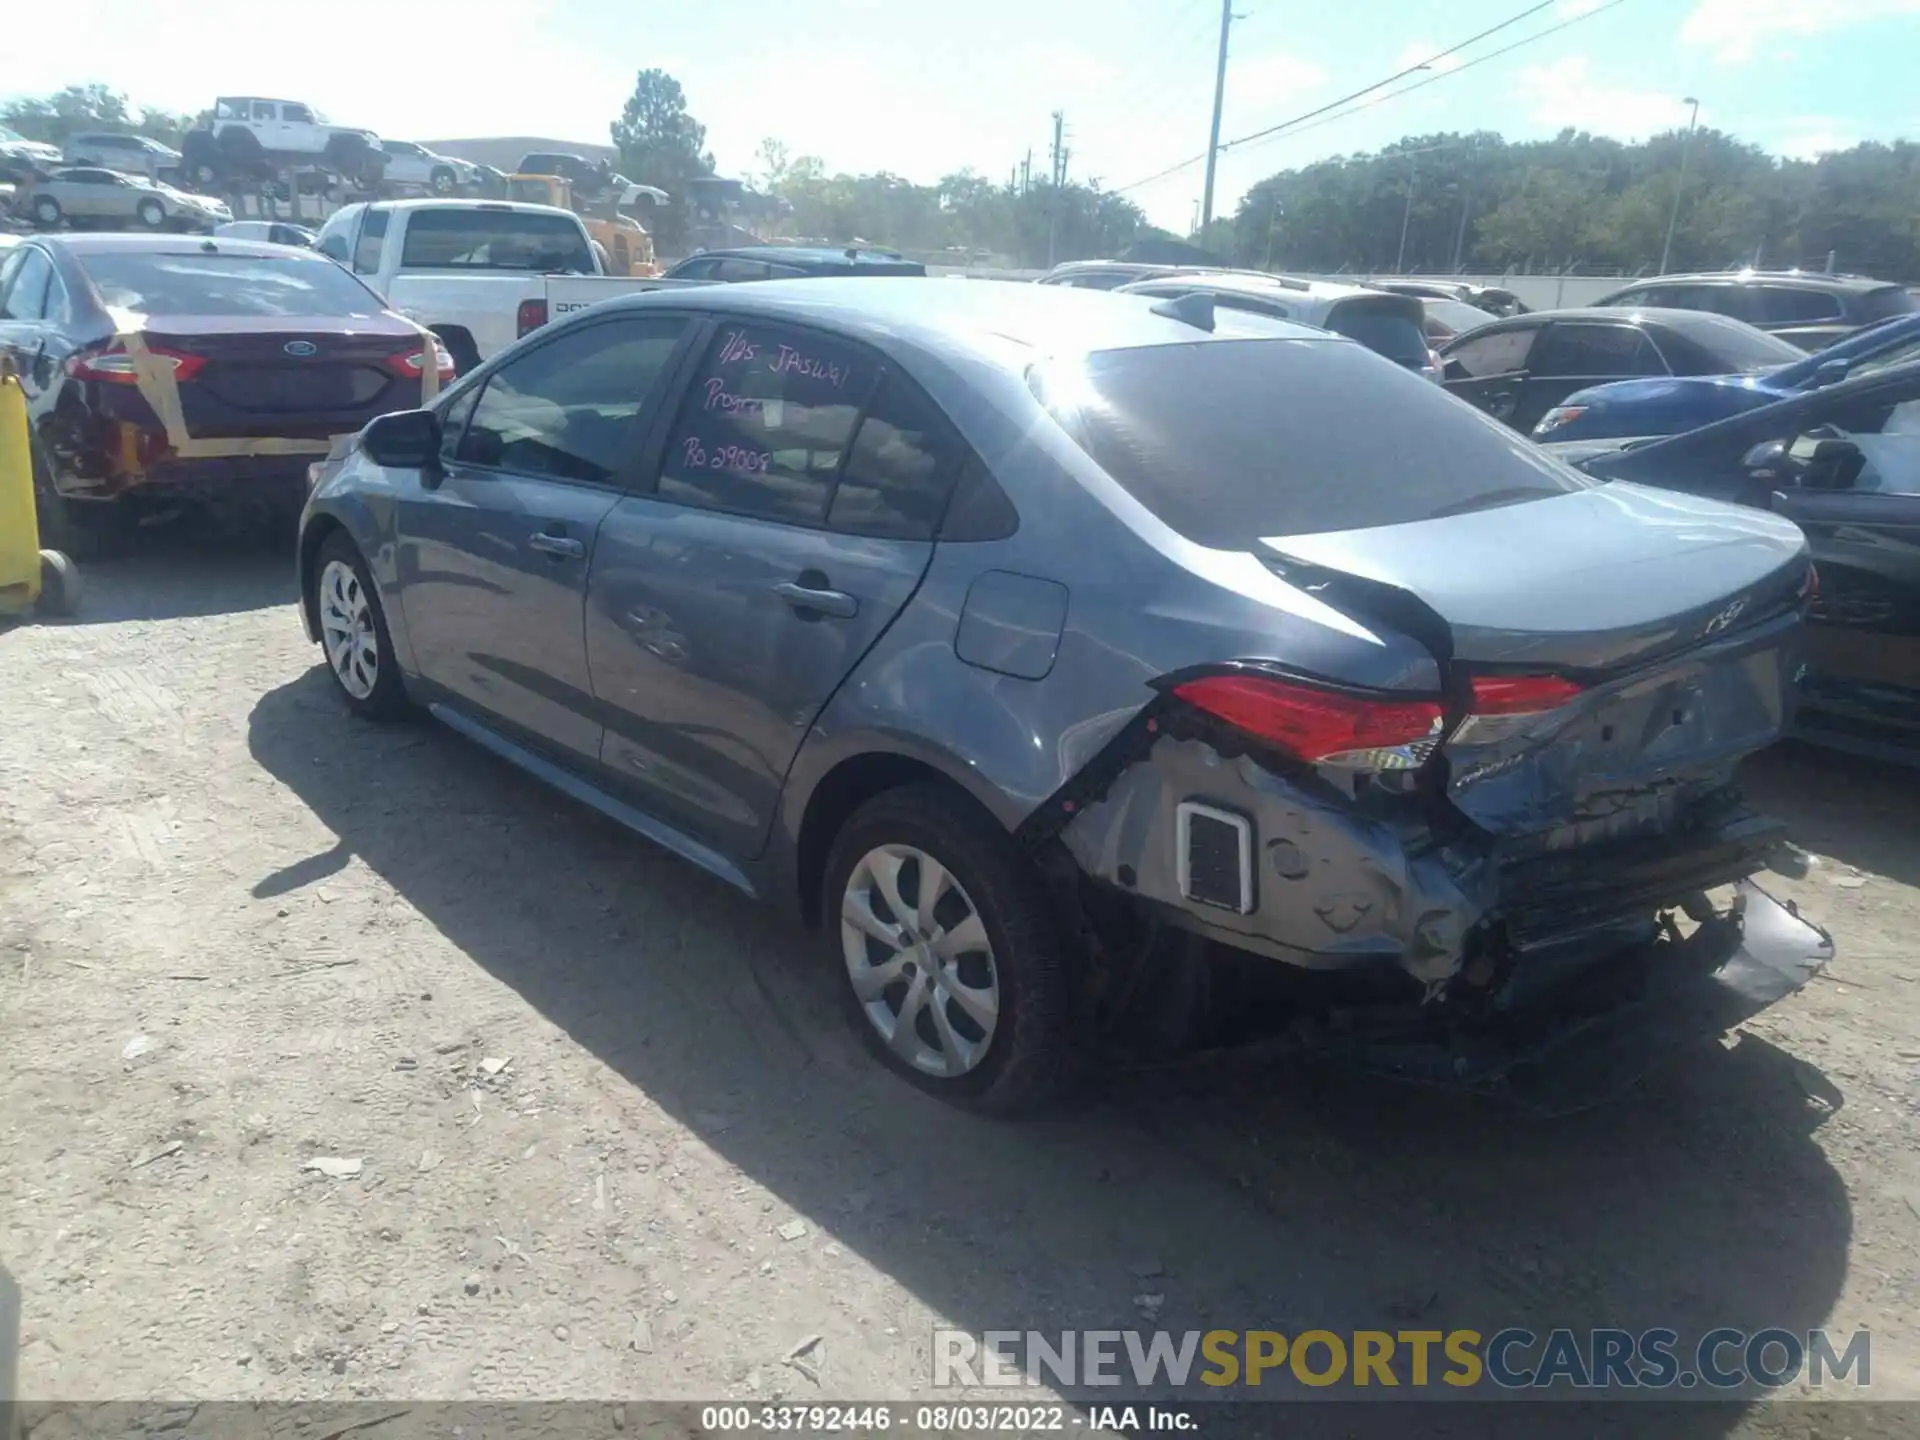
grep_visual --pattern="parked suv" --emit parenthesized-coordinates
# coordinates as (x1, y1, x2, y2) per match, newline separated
(180, 98, 384, 191)
(62, 132, 182, 183)
(1595, 271, 1916, 352)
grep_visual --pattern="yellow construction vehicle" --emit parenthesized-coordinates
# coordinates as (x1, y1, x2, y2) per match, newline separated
(0, 358, 81, 619)
(505, 173, 659, 277)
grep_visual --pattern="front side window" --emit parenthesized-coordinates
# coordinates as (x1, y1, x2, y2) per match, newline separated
(668, 258, 718, 280)
(1444, 325, 1538, 378)
(281, 104, 314, 124)
(656, 321, 873, 524)
(1530, 323, 1664, 378)
(455, 316, 688, 485)
(712, 258, 771, 282)
(0, 249, 53, 322)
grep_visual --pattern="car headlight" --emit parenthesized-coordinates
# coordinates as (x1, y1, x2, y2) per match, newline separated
(1533, 405, 1587, 437)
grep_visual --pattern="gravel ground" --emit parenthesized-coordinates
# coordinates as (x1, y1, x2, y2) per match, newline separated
(3, 536, 1919, 1439)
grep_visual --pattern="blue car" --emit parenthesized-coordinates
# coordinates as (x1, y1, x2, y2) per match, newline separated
(1533, 313, 1920, 443)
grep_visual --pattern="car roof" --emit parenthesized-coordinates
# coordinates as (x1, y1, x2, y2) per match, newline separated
(1120, 272, 1400, 305)
(37, 233, 334, 259)
(599, 276, 1331, 364)
(1613, 271, 1898, 294)
(690, 245, 916, 267)
(366, 198, 580, 217)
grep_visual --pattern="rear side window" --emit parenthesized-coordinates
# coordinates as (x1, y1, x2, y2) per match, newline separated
(829, 375, 963, 539)
(712, 258, 771, 282)
(656, 321, 873, 524)
(0, 248, 52, 321)
(1530, 323, 1665, 378)
(1759, 287, 1843, 323)
(1444, 325, 1537, 377)
(1323, 297, 1430, 367)
(456, 315, 688, 484)
(1034, 339, 1586, 545)
(398, 208, 594, 273)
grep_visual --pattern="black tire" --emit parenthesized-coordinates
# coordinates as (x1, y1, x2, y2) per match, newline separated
(136, 198, 166, 229)
(32, 196, 61, 228)
(822, 785, 1082, 1115)
(429, 165, 456, 195)
(28, 440, 103, 561)
(189, 159, 221, 189)
(434, 329, 482, 378)
(217, 125, 264, 161)
(311, 532, 411, 719)
(35, 550, 82, 618)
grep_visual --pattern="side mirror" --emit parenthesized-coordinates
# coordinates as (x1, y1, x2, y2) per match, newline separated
(361, 408, 441, 470)
(1742, 439, 1789, 475)
(1812, 358, 1852, 388)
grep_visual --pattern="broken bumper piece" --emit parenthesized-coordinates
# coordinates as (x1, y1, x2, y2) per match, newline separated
(1313, 881, 1832, 1115)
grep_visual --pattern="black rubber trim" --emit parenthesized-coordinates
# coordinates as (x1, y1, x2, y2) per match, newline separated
(1014, 697, 1177, 856)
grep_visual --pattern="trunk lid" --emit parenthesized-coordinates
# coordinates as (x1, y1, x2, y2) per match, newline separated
(140, 320, 420, 433)
(1260, 483, 1811, 838)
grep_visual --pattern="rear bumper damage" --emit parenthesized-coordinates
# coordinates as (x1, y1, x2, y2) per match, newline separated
(1053, 728, 1831, 1103)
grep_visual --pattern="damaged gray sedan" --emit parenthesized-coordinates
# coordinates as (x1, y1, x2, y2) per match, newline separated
(297, 278, 1832, 1114)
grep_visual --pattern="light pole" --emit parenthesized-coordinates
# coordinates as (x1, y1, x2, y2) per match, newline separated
(1392, 69, 1434, 274)
(1659, 96, 1701, 275)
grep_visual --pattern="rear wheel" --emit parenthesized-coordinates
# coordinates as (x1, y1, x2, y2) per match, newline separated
(823, 785, 1081, 1114)
(32, 197, 60, 228)
(35, 550, 82, 617)
(312, 533, 409, 719)
(136, 198, 166, 229)
(429, 165, 456, 195)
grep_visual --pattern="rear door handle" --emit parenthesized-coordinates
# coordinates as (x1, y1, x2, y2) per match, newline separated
(528, 531, 584, 560)
(773, 581, 858, 619)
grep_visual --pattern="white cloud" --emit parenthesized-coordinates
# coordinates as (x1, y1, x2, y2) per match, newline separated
(1227, 52, 1325, 104)
(1681, 0, 1920, 64)
(1776, 125, 1863, 159)
(1516, 56, 1691, 137)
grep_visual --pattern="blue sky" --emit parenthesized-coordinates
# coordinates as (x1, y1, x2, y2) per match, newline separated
(4, 0, 1916, 227)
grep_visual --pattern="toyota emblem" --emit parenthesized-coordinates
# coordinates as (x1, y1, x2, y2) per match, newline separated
(283, 340, 319, 357)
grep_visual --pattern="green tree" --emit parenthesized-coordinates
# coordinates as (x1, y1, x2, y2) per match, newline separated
(1, 85, 196, 149)
(610, 69, 714, 248)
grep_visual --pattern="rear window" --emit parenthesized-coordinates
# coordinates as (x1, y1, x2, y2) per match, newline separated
(1665, 312, 1804, 372)
(1323, 297, 1430, 367)
(1859, 286, 1919, 323)
(398, 209, 594, 273)
(75, 251, 386, 317)
(1032, 338, 1586, 545)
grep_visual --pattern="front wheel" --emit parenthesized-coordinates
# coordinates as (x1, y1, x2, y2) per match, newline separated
(312, 533, 410, 719)
(429, 165, 456, 195)
(823, 786, 1081, 1114)
(137, 198, 166, 229)
(32, 197, 61, 228)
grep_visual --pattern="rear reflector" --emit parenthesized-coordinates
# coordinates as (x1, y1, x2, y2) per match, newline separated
(1172, 673, 1444, 770)
(516, 299, 549, 337)
(1468, 674, 1584, 716)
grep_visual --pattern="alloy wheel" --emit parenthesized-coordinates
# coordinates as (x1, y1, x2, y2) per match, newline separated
(841, 844, 1000, 1078)
(318, 559, 379, 700)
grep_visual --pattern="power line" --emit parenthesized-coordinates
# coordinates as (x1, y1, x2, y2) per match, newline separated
(1113, 0, 1627, 195)
(1222, 0, 1634, 159)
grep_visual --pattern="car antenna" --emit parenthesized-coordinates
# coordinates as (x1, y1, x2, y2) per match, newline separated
(1149, 291, 1215, 332)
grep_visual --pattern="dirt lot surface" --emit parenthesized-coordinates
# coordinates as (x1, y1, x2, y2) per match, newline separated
(4, 538, 1920, 1438)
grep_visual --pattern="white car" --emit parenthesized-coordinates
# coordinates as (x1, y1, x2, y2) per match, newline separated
(63, 132, 183, 183)
(0, 124, 63, 179)
(377, 141, 477, 196)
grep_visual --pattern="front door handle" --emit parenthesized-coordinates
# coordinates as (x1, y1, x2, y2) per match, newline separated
(773, 581, 858, 619)
(528, 531, 584, 560)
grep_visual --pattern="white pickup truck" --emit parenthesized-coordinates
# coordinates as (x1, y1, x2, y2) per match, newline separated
(311, 199, 694, 372)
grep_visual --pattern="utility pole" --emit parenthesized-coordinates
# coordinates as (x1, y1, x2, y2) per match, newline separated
(1021, 149, 1031, 194)
(1047, 111, 1066, 267)
(1200, 0, 1233, 230)
(1659, 96, 1701, 275)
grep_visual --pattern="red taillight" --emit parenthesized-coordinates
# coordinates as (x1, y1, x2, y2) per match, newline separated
(382, 340, 457, 381)
(1801, 564, 1819, 600)
(1172, 674, 1444, 770)
(69, 343, 205, 386)
(1467, 674, 1584, 716)
(516, 299, 548, 337)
